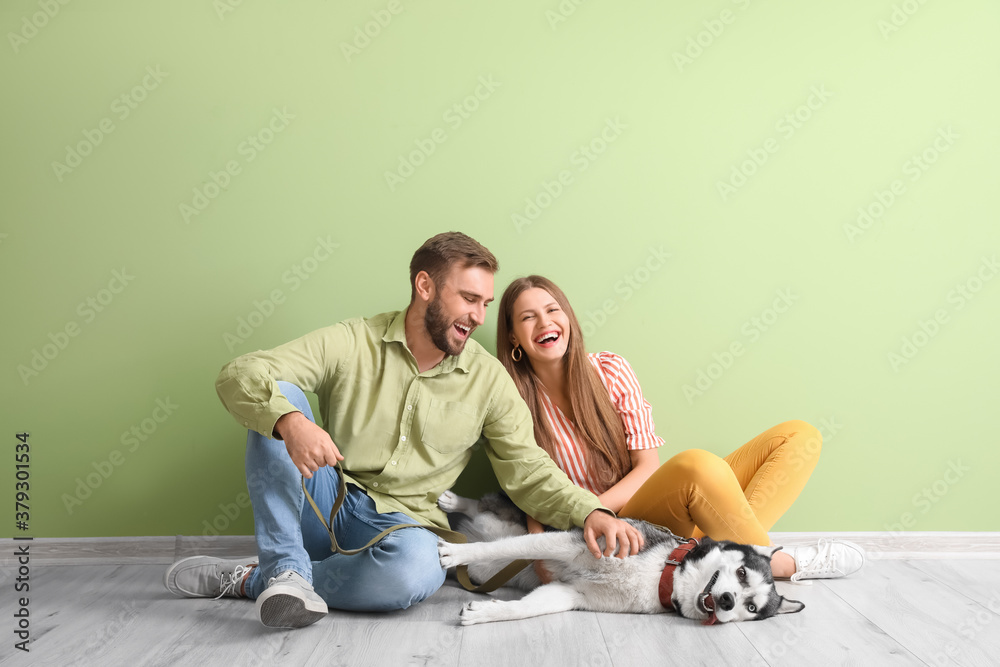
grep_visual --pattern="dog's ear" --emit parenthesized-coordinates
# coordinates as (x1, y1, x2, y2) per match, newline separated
(776, 597, 805, 614)
(751, 544, 782, 559)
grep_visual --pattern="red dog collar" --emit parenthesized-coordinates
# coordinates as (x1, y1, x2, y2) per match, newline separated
(658, 539, 698, 611)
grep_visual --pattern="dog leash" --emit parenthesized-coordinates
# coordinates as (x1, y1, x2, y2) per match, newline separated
(301, 461, 531, 593)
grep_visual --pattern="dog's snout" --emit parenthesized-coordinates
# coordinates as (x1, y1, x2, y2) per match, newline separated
(718, 592, 735, 612)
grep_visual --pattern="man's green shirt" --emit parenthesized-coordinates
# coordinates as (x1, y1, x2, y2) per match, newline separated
(215, 309, 605, 530)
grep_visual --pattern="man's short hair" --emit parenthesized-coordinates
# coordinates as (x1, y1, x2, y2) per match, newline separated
(409, 232, 499, 300)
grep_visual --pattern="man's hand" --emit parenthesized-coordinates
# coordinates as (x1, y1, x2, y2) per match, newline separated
(274, 411, 343, 478)
(583, 510, 644, 560)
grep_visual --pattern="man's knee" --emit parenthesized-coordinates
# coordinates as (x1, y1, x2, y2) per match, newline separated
(313, 529, 444, 611)
(369, 529, 445, 610)
(275, 381, 314, 419)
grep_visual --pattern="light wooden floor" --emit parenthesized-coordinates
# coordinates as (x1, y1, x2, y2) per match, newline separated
(2, 558, 998, 666)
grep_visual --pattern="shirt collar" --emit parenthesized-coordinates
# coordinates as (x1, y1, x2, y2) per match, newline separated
(383, 307, 472, 375)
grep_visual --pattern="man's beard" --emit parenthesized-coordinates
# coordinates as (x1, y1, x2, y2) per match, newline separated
(425, 296, 466, 357)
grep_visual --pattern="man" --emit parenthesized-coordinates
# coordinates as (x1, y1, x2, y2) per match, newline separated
(164, 232, 643, 628)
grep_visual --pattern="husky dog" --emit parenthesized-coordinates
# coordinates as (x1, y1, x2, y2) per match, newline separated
(437, 491, 804, 626)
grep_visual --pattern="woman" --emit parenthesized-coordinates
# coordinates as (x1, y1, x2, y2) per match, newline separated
(496, 275, 864, 582)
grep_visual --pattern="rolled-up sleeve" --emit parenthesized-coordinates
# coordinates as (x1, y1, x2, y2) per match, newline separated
(597, 352, 664, 451)
(482, 376, 605, 530)
(215, 323, 352, 439)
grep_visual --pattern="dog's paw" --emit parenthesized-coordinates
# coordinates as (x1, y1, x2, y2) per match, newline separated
(459, 599, 503, 626)
(438, 539, 462, 569)
(437, 489, 461, 513)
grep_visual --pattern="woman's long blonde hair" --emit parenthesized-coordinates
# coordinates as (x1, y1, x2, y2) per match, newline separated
(497, 276, 632, 493)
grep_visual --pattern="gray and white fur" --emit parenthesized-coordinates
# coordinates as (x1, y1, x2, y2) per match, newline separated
(438, 490, 804, 626)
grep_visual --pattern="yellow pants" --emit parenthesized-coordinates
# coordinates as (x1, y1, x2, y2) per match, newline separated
(620, 420, 822, 546)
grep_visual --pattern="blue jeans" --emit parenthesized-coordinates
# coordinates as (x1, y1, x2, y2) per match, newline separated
(241, 381, 445, 611)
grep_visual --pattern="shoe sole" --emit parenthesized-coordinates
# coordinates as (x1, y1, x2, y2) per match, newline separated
(257, 585, 328, 628)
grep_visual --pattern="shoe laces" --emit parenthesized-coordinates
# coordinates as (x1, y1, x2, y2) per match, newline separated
(215, 564, 255, 599)
(267, 570, 311, 588)
(790, 538, 839, 583)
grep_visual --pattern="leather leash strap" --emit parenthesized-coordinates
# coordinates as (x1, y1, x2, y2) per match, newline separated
(301, 461, 531, 594)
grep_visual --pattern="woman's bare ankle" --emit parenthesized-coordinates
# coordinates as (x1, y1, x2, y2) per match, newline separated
(770, 550, 797, 579)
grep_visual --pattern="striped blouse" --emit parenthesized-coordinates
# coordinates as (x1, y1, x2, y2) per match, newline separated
(538, 351, 664, 494)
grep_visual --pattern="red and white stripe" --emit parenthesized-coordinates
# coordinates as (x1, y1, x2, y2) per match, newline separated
(538, 352, 663, 494)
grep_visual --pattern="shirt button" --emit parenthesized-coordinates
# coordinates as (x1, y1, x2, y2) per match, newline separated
(391, 461, 397, 466)
(372, 482, 379, 488)
(407, 405, 412, 410)
(401, 436, 406, 442)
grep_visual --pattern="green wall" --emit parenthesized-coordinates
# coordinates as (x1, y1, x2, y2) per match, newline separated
(2, 1, 998, 538)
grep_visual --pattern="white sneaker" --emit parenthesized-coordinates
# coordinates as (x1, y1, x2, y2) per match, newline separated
(786, 539, 866, 584)
(256, 570, 328, 628)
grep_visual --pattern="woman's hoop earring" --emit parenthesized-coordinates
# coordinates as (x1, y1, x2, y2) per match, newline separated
(511, 346, 523, 362)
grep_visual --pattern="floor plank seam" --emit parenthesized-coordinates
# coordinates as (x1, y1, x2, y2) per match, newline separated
(909, 560, 1000, 615)
(735, 621, 772, 667)
(816, 577, 928, 664)
(16, 560, 1000, 665)
(593, 613, 614, 667)
(454, 615, 466, 667)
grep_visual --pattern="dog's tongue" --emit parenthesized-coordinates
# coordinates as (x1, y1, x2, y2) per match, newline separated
(701, 594, 717, 625)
